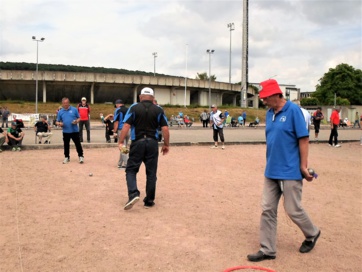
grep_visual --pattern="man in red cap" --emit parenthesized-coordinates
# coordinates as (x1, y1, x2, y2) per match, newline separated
(247, 79, 320, 262)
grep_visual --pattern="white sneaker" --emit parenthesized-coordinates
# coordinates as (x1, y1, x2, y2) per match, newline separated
(210, 145, 218, 149)
(79, 156, 84, 163)
(222, 145, 225, 150)
(12, 147, 16, 151)
(335, 144, 341, 148)
(63, 157, 70, 164)
(328, 144, 335, 147)
(17, 147, 21, 151)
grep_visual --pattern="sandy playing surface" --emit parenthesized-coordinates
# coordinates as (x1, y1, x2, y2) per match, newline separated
(1, 143, 361, 272)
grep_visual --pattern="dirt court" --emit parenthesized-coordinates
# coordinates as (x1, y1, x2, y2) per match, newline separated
(1, 143, 361, 272)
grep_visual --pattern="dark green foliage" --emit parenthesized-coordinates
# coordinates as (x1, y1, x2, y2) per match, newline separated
(313, 63, 362, 105)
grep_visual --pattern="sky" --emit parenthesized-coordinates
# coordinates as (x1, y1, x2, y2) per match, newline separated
(0, 0, 361, 92)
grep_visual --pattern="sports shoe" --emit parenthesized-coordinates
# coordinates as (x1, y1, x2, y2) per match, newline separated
(328, 144, 335, 147)
(79, 156, 84, 163)
(12, 147, 17, 151)
(222, 145, 225, 150)
(38, 141, 41, 144)
(44, 140, 49, 144)
(144, 202, 155, 209)
(334, 144, 341, 148)
(124, 196, 140, 210)
(210, 145, 218, 149)
(299, 230, 321, 253)
(17, 147, 21, 151)
(0, 148, 2, 152)
(247, 251, 276, 262)
(63, 157, 70, 164)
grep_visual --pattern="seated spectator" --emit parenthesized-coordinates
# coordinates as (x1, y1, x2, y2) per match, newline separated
(237, 115, 244, 126)
(0, 127, 8, 152)
(176, 115, 185, 127)
(225, 115, 232, 126)
(7, 121, 25, 151)
(249, 117, 260, 128)
(104, 114, 117, 143)
(184, 115, 193, 127)
(231, 116, 238, 127)
(34, 116, 52, 144)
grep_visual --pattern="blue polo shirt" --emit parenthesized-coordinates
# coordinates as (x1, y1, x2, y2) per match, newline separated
(56, 106, 80, 133)
(265, 100, 309, 180)
(114, 106, 128, 129)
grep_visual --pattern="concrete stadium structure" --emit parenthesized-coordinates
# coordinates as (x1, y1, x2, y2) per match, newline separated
(0, 70, 299, 107)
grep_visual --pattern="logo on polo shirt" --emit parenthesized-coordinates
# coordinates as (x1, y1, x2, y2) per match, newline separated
(279, 116, 287, 122)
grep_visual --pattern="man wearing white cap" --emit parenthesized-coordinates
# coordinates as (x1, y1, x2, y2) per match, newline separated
(209, 104, 225, 149)
(247, 79, 320, 262)
(77, 97, 91, 143)
(118, 87, 170, 210)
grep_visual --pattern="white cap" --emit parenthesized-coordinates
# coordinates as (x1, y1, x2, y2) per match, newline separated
(81, 97, 87, 101)
(140, 87, 154, 96)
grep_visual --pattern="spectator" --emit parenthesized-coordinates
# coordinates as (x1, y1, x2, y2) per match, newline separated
(56, 97, 84, 164)
(176, 115, 185, 128)
(184, 115, 193, 127)
(237, 114, 244, 127)
(200, 110, 209, 128)
(114, 99, 129, 168)
(209, 104, 225, 149)
(34, 116, 53, 144)
(0, 127, 8, 152)
(77, 97, 91, 143)
(1, 106, 10, 128)
(328, 107, 341, 148)
(312, 107, 324, 141)
(353, 112, 360, 129)
(104, 114, 117, 143)
(118, 87, 170, 210)
(100, 113, 105, 127)
(7, 121, 25, 151)
(242, 110, 247, 126)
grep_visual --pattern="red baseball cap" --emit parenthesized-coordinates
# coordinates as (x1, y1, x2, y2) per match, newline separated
(259, 79, 283, 99)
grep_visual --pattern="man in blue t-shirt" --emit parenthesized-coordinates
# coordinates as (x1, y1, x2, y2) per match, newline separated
(247, 79, 320, 262)
(56, 97, 84, 164)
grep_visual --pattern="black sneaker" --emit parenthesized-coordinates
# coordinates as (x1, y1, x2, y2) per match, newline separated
(247, 251, 276, 262)
(299, 230, 321, 253)
(44, 140, 48, 144)
(124, 196, 140, 210)
(144, 202, 155, 209)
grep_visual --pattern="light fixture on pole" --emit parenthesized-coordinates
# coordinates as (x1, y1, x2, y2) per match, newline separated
(152, 52, 157, 76)
(227, 23, 234, 83)
(32, 36, 45, 114)
(184, 44, 188, 108)
(206, 49, 215, 109)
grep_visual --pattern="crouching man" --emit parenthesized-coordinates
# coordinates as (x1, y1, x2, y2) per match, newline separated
(7, 121, 25, 151)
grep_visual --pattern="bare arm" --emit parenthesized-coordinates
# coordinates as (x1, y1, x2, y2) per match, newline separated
(118, 123, 131, 150)
(299, 137, 312, 181)
(160, 126, 170, 155)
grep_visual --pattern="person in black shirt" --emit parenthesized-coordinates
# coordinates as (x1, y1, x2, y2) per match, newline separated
(7, 122, 25, 151)
(118, 87, 170, 210)
(34, 116, 53, 144)
(104, 114, 117, 143)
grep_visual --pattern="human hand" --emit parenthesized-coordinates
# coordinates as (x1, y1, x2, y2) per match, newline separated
(161, 145, 169, 155)
(301, 168, 313, 182)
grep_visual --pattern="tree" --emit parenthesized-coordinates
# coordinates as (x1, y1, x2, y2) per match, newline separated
(313, 63, 362, 105)
(195, 72, 216, 81)
(300, 97, 319, 106)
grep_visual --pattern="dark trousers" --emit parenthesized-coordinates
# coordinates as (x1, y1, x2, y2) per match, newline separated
(125, 138, 159, 204)
(213, 128, 225, 143)
(63, 132, 83, 158)
(202, 120, 208, 127)
(328, 125, 338, 145)
(79, 120, 90, 142)
(105, 129, 117, 142)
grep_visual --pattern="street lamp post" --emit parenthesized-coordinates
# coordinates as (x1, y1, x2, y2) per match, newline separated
(152, 52, 157, 76)
(32, 36, 45, 114)
(227, 23, 234, 83)
(206, 49, 215, 109)
(184, 44, 188, 107)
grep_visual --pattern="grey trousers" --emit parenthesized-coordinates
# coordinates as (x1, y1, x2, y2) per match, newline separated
(259, 178, 319, 256)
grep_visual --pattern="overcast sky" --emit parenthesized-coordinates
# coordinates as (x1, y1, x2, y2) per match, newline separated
(0, 0, 361, 92)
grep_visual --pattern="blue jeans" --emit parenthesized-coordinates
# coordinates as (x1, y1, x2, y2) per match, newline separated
(125, 138, 159, 203)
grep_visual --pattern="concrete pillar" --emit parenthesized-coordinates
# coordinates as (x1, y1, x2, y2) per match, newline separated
(233, 94, 237, 106)
(133, 86, 139, 103)
(42, 81, 46, 103)
(90, 82, 95, 104)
